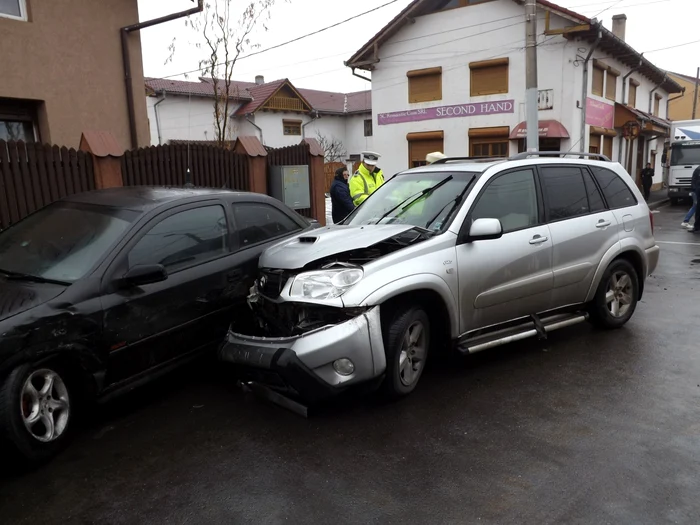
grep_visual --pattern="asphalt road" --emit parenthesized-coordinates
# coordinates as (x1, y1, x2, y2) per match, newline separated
(2, 206, 700, 525)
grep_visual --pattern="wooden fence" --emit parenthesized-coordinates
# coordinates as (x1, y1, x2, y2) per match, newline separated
(121, 143, 250, 191)
(0, 140, 95, 230)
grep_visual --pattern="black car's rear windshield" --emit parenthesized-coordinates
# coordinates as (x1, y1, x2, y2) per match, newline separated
(0, 202, 140, 283)
(344, 171, 478, 232)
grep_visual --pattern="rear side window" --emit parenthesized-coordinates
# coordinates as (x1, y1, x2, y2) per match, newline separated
(539, 167, 590, 221)
(590, 166, 638, 209)
(583, 171, 606, 212)
(233, 203, 302, 247)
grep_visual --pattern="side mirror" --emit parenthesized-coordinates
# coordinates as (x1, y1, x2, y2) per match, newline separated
(661, 153, 667, 164)
(120, 264, 168, 288)
(468, 218, 503, 242)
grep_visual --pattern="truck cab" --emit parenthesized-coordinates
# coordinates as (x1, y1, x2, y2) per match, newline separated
(667, 121, 700, 204)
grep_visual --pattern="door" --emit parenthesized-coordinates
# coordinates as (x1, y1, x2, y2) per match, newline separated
(538, 166, 619, 307)
(456, 168, 553, 333)
(101, 202, 239, 385)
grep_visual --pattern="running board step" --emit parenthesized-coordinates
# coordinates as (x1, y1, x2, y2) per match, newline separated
(458, 312, 589, 354)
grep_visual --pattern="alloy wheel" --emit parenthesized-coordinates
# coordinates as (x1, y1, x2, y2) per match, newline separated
(20, 369, 70, 443)
(398, 320, 427, 387)
(605, 271, 634, 318)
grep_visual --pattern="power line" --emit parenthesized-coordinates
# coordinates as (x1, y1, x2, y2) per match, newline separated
(161, 0, 401, 80)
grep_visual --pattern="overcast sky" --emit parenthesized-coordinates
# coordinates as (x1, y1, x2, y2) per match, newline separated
(138, 0, 697, 94)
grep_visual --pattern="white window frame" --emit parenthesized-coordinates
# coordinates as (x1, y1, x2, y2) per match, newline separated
(0, 0, 28, 21)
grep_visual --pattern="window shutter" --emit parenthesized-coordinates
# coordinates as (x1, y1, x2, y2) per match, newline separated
(592, 67, 604, 96)
(603, 136, 613, 159)
(407, 67, 442, 103)
(470, 59, 509, 96)
(606, 72, 618, 101)
(589, 134, 601, 154)
(406, 131, 444, 167)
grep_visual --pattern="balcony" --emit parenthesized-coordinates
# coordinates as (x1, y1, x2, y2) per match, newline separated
(264, 96, 307, 112)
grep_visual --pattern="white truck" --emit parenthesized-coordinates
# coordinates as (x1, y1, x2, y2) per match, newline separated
(666, 120, 700, 204)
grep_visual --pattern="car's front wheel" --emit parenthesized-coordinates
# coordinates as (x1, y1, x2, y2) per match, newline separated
(588, 259, 639, 329)
(380, 305, 431, 399)
(0, 362, 74, 464)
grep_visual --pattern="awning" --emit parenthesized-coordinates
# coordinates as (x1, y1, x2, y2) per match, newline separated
(509, 120, 570, 139)
(614, 103, 670, 135)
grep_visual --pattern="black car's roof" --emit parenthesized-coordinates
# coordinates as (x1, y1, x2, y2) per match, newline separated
(63, 186, 265, 212)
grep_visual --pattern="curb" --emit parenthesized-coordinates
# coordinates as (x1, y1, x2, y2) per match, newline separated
(648, 199, 670, 211)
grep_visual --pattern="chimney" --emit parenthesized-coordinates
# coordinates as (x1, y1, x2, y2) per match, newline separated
(255, 75, 265, 85)
(612, 14, 627, 41)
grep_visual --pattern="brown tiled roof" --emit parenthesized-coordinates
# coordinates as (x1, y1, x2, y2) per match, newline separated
(297, 88, 371, 114)
(345, 0, 682, 93)
(145, 77, 252, 100)
(235, 136, 267, 157)
(147, 77, 372, 114)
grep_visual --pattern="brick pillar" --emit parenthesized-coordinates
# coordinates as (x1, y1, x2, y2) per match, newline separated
(79, 131, 124, 189)
(234, 136, 268, 194)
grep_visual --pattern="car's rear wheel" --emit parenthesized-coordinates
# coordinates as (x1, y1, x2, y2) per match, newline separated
(380, 306, 430, 399)
(0, 362, 74, 464)
(588, 259, 639, 329)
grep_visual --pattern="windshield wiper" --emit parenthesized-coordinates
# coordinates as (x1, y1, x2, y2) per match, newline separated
(424, 175, 476, 231)
(0, 268, 71, 286)
(374, 175, 454, 225)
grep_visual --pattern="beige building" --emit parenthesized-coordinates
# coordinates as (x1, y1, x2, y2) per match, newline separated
(0, 0, 149, 149)
(668, 72, 698, 121)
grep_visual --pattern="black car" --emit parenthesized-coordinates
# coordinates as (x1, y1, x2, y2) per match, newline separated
(0, 187, 315, 463)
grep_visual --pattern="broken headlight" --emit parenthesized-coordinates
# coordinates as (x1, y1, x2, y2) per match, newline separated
(289, 268, 363, 300)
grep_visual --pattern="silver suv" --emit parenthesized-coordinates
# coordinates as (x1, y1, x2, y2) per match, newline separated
(220, 152, 659, 404)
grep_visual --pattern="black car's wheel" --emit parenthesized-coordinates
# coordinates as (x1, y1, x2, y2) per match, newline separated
(588, 259, 639, 329)
(380, 305, 431, 399)
(0, 362, 74, 464)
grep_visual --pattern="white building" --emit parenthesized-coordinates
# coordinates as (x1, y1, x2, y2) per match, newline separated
(345, 0, 682, 188)
(144, 76, 373, 161)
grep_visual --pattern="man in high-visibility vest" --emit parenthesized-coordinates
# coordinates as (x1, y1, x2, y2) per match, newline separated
(349, 151, 385, 207)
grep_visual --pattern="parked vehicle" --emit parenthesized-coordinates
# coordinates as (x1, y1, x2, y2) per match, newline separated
(666, 120, 700, 204)
(0, 187, 315, 463)
(220, 152, 659, 405)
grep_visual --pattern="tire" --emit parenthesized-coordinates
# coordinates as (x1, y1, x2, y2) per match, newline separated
(588, 259, 639, 329)
(380, 306, 431, 399)
(0, 362, 74, 464)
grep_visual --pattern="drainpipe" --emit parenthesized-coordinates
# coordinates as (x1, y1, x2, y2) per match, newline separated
(153, 90, 167, 145)
(618, 55, 644, 162)
(351, 68, 372, 82)
(245, 114, 264, 145)
(622, 54, 643, 105)
(648, 73, 667, 114)
(121, 0, 204, 149)
(301, 110, 320, 139)
(580, 24, 603, 154)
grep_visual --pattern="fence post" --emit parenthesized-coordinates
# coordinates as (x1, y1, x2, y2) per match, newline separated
(234, 136, 268, 194)
(79, 131, 124, 189)
(302, 138, 326, 226)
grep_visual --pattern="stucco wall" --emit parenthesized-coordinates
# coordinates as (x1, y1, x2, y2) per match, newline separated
(0, 0, 149, 148)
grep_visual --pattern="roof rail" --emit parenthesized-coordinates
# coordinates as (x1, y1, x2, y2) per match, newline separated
(509, 151, 612, 162)
(430, 156, 507, 165)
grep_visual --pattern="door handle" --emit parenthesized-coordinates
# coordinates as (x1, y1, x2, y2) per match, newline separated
(529, 235, 548, 245)
(596, 220, 612, 228)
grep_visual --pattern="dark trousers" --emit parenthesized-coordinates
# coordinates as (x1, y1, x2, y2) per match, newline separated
(642, 181, 652, 200)
(694, 191, 700, 231)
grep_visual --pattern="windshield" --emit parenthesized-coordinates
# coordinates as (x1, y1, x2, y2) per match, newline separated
(0, 202, 138, 283)
(670, 143, 700, 166)
(344, 171, 477, 232)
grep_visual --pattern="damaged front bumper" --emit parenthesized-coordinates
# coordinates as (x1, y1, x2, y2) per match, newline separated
(218, 306, 385, 402)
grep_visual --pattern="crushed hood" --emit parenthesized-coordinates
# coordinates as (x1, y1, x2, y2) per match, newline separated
(259, 224, 420, 270)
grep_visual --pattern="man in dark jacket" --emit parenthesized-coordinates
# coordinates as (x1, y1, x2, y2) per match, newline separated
(330, 166, 354, 224)
(640, 163, 654, 200)
(690, 166, 700, 233)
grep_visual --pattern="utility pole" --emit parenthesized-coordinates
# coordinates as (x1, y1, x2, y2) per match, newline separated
(525, 0, 539, 152)
(692, 66, 699, 119)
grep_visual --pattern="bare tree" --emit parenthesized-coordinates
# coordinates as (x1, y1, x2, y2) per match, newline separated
(168, 1, 282, 147)
(315, 131, 347, 163)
